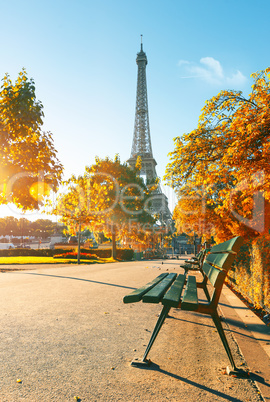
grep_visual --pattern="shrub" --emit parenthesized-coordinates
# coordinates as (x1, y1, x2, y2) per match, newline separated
(116, 248, 134, 261)
(0, 247, 134, 261)
(0, 248, 51, 257)
(226, 236, 270, 310)
(54, 252, 99, 260)
(80, 248, 111, 258)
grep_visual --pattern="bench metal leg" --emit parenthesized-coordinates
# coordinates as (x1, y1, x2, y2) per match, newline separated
(131, 305, 171, 366)
(212, 313, 249, 377)
(211, 312, 237, 371)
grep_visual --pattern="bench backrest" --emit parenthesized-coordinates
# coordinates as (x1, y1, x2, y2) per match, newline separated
(197, 248, 211, 267)
(201, 236, 243, 305)
(196, 250, 205, 263)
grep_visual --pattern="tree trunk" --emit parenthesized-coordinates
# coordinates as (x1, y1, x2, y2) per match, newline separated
(77, 222, 81, 264)
(111, 224, 117, 259)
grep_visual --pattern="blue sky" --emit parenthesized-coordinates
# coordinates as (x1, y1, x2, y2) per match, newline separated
(1, 0, 270, 220)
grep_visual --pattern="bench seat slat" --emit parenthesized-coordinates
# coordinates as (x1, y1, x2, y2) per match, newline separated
(143, 273, 177, 304)
(123, 273, 169, 303)
(182, 259, 200, 266)
(181, 275, 198, 311)
(180, 262, 200, 270)
(162, 274, 186, 307)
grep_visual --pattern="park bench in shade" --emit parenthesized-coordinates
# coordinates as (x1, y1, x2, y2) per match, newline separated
(180, 248, 209, 275)
(123, 236, 247, 376)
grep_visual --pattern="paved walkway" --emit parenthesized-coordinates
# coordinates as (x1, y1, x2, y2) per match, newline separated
(0, 259, 269, 401)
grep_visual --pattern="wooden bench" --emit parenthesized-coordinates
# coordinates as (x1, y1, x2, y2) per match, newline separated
(123, 236, 247, 376)
(180, 249, 208, 275)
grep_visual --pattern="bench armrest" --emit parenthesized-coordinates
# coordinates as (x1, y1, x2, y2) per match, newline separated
(123, 273, 169, 303)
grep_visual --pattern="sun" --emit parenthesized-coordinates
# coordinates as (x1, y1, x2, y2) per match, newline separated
(29, 181, 51, 201)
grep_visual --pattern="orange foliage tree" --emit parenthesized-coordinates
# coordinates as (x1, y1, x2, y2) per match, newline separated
(0, 69, 63, 210)
(165, 67, 270, 242)
(54, 155, 156, 260)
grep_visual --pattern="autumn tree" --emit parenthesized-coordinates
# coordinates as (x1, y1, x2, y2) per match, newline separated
(0, 216, 21, 237)
(30, 219, 61, 239)
(0, 216, 63, 242)
(165, 67, 270, 242)
(53, 155, 156, 260)
(0, 69, 63, 210)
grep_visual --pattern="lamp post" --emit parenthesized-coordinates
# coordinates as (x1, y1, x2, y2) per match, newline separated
(193, 234, 197, 255)
(77, 221, 82, 264)
(21, 220, 24, 247)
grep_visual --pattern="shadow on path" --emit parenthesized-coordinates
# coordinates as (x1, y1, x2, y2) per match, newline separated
(136, 362, 250, 402)
(168, 314, 269, 343)
(12, 272, 136, 291)
(219, 301, 247, 310)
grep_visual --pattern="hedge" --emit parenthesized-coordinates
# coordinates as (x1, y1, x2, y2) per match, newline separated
(54, 252, 99, 260)
(0, 248, 56, 257)
(226, 236, 270, 310)
(0, 247, 134, 261)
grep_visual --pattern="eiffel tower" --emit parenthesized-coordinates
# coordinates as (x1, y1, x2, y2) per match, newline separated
(127, 37, 172, 223)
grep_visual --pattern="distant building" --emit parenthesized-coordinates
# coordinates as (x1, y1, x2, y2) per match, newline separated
(172, 234, 201, 255)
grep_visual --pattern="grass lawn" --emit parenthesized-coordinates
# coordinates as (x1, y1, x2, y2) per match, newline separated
(0, 256, 115, 265)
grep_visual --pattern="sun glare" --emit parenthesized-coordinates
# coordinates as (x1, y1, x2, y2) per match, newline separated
(29, 182, 51, 201)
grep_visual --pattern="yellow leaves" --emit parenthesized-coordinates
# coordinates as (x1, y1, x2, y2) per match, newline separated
(135, 155, 142, 171)
(0, 69, 63, 209)
(54, 156, 155, 246)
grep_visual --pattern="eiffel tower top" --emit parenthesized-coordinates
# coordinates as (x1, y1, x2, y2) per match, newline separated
(136, 35, 148, 65)
(127, 38, 172, 223)
(129, 36, 154, 160)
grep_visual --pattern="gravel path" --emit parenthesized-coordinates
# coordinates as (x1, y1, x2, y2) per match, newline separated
(0, 260, 264, 401)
